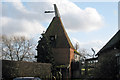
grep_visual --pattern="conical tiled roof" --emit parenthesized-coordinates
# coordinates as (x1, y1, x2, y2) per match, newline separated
(45, 17, 74, 49)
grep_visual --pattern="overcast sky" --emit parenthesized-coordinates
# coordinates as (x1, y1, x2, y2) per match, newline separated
(1, 0, 118, 56)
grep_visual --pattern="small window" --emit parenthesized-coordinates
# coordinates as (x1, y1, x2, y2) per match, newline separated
(50, 35, 57, 41)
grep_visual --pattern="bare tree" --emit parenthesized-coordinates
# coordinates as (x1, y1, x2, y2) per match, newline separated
(79, 49, 91, 57)
(1, 35, 36, 62)
(74, 42, 91, 60)
(74, 42, 79, 51)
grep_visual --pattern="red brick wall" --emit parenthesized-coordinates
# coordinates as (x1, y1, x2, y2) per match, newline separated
(70, 48, 75, 64)
(52, 48, 75, 65)
(69, 48, 75, 77)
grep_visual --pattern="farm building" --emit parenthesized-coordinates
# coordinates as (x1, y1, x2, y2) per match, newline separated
(95, 30, 120, 79)
(36, 4, 81, 78)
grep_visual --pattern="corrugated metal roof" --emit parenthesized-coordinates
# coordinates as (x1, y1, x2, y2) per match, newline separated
(96, 30, 120, 55)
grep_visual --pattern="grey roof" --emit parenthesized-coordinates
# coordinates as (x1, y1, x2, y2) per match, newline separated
(96, 30, 120, 55)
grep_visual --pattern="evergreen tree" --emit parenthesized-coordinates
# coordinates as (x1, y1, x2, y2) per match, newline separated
(36, 33, 56, 72)
(36, 33, 54, 63)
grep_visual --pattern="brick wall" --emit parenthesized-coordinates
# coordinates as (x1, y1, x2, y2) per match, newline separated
(52, 48, 69, 65)
(70, 48, 75, 64)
